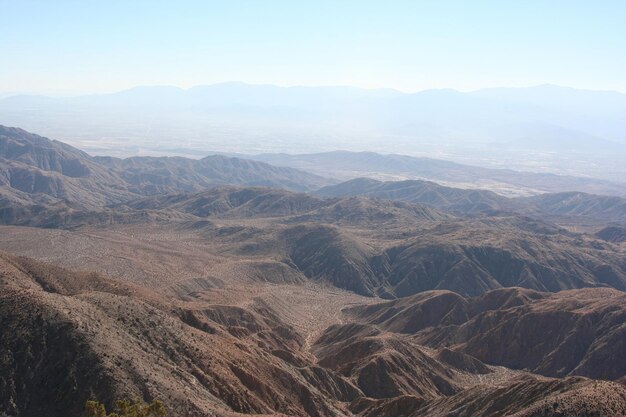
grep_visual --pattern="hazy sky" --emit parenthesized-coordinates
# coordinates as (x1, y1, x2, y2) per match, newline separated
(1, 0, 625, 95)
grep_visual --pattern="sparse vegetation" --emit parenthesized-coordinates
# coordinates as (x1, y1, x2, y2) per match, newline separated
(84, 398, 166, 417)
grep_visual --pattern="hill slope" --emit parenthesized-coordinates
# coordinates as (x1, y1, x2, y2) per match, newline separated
(518, 191, 626, 224)
(96, 188, 626, 298)
(318, 177, 626, 226)
(4, 251, 626, 417)
(316, 177, 512, 214)
(349, 287, 626, 381)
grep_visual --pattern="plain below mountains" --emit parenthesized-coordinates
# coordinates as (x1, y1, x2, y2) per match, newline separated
(251, 150, 626, 198)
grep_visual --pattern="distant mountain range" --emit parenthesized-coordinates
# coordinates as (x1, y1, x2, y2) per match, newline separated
(1, 83, 625, 181)
(2, 82, 625, 144)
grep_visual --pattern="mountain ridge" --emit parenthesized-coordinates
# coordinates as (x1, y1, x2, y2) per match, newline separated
(318, 177, 626, 225)
(0, 125, 331, 212)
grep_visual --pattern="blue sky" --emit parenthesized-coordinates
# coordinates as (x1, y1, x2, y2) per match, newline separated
(1, 0, 625, 94)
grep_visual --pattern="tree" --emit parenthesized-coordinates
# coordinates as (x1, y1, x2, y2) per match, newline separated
(84, 398, 167, 417)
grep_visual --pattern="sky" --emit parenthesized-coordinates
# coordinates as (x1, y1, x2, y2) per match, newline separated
(1, 0, 625, 95)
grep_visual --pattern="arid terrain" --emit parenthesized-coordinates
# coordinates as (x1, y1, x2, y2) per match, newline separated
(1, 126, 626, 416)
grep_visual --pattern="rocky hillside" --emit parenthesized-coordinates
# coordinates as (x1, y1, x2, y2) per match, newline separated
(109, 187, 626, 298)
(316, 178, 512, 214)
(0, 251, 355, 416)
(3, 251, 626, 417)
(317, 177, 626, 225)
(596, 225, 626, 243)
(122, 187, 451, 225)
(349, 287, 626, 381)
(0, 125, 134, 207)
(94, 153, 331, 194)
(282, 217, 626, 297)
(519, 191, 626, 224)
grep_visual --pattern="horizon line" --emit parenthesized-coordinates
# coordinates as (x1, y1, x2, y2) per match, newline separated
(2, 81, 626, 99)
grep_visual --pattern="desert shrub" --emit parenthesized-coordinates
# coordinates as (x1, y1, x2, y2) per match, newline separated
(84, 398, 167, 417)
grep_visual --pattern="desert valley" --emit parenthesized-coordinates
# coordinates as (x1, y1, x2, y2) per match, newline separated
(2, 3, 626, 415)
(1, 125, 626, 416)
